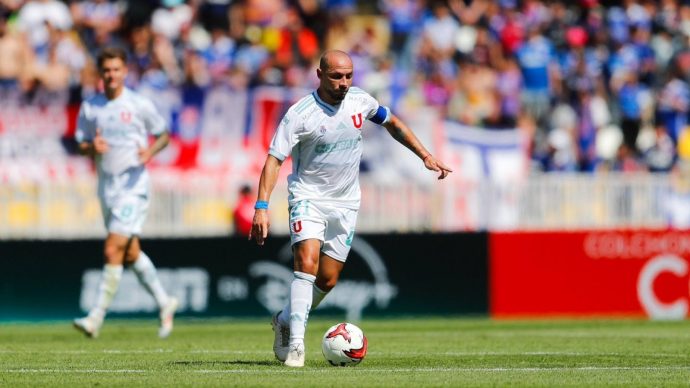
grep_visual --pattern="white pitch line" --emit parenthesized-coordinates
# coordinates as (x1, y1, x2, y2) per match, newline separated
(0, 350, 268, 355)
(193, 366, 690, 374)
(4, 369, 146, 374)
(4, 366, 690, 374)
(389, 351, 690, 358)
(487, 332, 690, 340)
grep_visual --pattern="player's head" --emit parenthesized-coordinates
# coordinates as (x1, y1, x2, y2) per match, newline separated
(97, 47, 128, 96)
(317, 50, 353, 104)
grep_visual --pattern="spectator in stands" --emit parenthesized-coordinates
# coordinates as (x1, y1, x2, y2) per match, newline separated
(611, 143, 645, 172)
(613, 71, 649, 154)
(232, 184, 254, 237)
(16, 0, 73, 62)
(31, 28, 70, 100)
(448, 56, 498, 126)
(234, 25, 270, 83)
(418, 0, 460, 78)
(0, 13, 33, 100)
(46, 20, 87, 92)
(128, 24, 155, 86)
(380, 0, 422, 59)
(71, 0, 122, 57)
(644, 119, 676, 173)
(150, 0, 192, 44)
(495, 56, 522, 127)
(515, 23, 560, 131)
(274, 6, 319, 70)
(656, 63, 690, 144)
(200, 26, 235, 84)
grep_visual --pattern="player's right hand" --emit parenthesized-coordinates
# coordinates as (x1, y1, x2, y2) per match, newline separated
(423, 154, 452, 180)
(93, 128, 109, 154)
(249, 209, 270, 246)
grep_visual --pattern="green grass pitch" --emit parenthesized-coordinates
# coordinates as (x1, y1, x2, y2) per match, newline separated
(1, 317, 689, 386)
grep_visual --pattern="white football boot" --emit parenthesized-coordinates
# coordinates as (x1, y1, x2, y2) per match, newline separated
(73, 315, 102, 338)
(284, 343, 305, 367)
(158, 297, 179, 339)
(271, 312, 290, 361)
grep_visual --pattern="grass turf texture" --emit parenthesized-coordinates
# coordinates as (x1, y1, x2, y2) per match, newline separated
(1, 317, 689, 386)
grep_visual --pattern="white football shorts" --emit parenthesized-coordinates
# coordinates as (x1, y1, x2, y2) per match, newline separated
(101, 192, 149, 237)
(98, 166, 150, 237)
(288, 200, 358, 262)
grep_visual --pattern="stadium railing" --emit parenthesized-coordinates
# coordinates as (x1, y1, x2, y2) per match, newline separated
(0, 172, 673, 240)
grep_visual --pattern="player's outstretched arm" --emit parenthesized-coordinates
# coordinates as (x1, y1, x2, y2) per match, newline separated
(250, 155, 283, 246)
(382, 114, 453, 180)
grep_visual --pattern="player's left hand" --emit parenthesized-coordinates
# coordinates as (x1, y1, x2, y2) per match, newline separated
(139, 148, 152, 164)
(249, 209, 270, 246)
(423, 154, 452, 180)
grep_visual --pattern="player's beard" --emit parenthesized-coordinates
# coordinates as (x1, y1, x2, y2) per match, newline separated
(330, 87, 348, 103)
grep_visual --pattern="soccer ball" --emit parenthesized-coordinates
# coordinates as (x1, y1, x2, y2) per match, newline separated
(321, 322, 368, 366)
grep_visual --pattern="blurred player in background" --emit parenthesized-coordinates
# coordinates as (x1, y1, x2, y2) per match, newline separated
(73, 47, 178, 339)
(250, 50, 452, 367)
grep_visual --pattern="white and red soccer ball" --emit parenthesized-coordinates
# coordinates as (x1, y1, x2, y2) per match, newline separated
(321, 322, 368, 366)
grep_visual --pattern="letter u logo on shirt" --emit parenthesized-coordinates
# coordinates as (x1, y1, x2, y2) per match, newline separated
(291, 221, 302, 233)
(351, 113, 363, 129)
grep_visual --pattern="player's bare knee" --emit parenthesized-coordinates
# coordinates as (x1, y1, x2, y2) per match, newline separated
(316, 276, 338, 292)
(103, 244, 124, 264)
(123, 242, 140, 265)
(123, 251, 139, 265)
(294, 258, 319, 275)
(292, 241, 320, 274)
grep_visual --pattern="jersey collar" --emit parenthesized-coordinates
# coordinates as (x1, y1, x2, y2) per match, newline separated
(312, 90, 338, 113)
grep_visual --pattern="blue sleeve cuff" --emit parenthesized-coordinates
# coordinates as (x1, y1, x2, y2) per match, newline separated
(369, 106, 390, 125)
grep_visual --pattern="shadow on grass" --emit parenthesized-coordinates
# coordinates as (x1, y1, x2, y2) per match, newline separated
(171, 360, 277, 367)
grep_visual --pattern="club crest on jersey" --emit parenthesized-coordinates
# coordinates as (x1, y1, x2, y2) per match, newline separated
(120, 111, 132, 123)
(351, 113, 363, 129)
(291, 221, 302, 233)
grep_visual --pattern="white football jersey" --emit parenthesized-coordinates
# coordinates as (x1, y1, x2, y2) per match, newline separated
(269, 87, 388, 209)
(76, 87, 167, 177)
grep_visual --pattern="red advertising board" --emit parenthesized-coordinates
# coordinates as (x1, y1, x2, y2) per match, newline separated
(490, 230, 690, 319)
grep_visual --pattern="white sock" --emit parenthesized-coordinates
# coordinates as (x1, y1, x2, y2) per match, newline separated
(89, 264, 123, 321)
(288, 271, 315, 346)
(278, 284, 329, 326)
(312, 284, 328, 309)
(132, 251, 170, 308)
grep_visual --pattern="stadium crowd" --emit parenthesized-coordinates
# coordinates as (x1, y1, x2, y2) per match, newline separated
(2, 0, 690, 173)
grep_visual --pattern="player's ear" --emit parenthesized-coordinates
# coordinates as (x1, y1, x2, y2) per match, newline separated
(316, 67, 322, 80)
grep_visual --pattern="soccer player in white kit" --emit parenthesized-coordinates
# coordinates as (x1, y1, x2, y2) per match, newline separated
(250, 50, 452, 367)
(72, 47, 178, 339)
